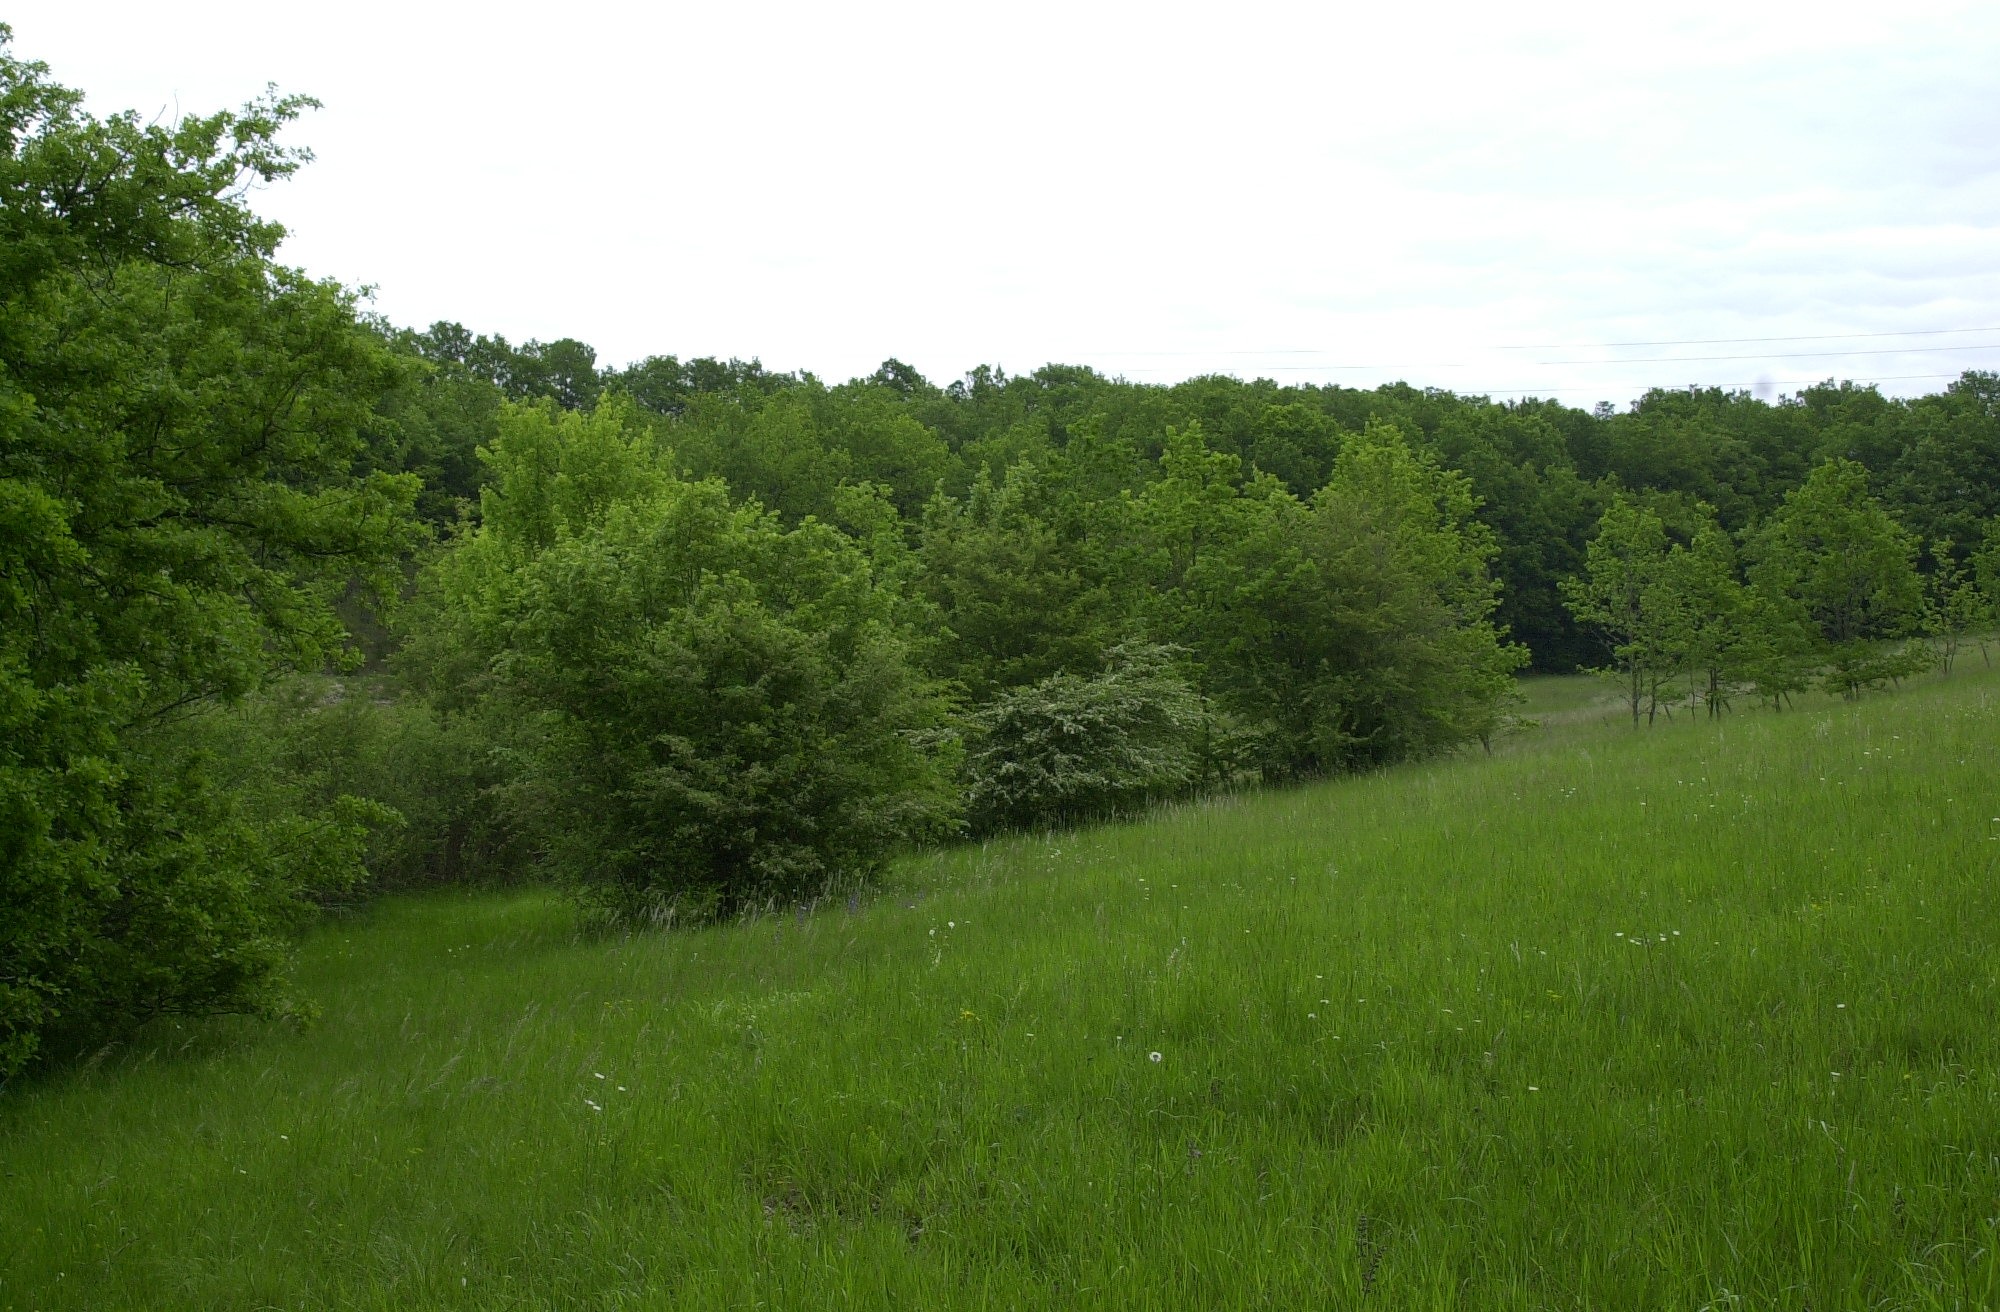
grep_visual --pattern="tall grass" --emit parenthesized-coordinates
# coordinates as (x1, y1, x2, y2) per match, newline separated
(4, 667, 1998, 1309)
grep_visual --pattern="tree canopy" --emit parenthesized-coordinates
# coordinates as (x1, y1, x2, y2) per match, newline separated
(7, 28, 2000, 1078)
(1, 31, 418, 1073)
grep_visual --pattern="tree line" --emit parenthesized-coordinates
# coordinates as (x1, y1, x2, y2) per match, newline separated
(1564, 470, 1998, 725)
(4, 34, 1998, 1076)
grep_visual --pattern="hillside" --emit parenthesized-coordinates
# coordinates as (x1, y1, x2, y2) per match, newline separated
(4, 667, 1999, 1310)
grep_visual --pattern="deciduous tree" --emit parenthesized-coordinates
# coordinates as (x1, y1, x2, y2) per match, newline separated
(1748, 459, 1926, 698)
(0, 35, 417, 1074)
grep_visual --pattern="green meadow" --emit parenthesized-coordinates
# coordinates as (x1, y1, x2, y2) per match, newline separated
(4, 667, 1999, 1310)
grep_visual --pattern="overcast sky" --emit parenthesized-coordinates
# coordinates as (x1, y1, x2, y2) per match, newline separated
(12, 1, 2000, 404)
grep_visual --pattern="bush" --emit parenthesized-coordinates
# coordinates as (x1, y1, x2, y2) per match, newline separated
(408, 403, 962, 922)
(196, 680, 533, 894)
(962, 643, 1203, 834)
(3, 722, 389, 1072)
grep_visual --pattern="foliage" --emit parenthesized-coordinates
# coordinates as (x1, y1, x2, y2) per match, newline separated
(1564, 470, 1936, 720)
(0, 33, 417, 1075)
(1149, 423, 1526, 777)
(1889, 371, 2000, 555)
(1564, 498, 1771, 722)
(409, 399, 959, 921)
(1920, 534, 1994, 675)
(665, 381, 954, 525)
(1430, 407, 1603, 672)
(194, 678, 532, 892)
(1561, 495, 1675, 723)
(365, 323, 506, 524)
(961, 643, 1202, 834)
(1971, 518, 2000, 667)
(14, 23, 2000, 1085)
(916, 460, 1127, 702)
(1747, 459, 1927, 698)
(1659, 516, 1758, 717)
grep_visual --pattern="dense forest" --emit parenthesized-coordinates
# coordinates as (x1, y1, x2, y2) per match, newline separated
(4, 32, 1999, 1078)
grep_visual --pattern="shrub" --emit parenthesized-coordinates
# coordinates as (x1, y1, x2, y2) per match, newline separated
(196, 680, 534, 894)
(409, 404, 962, 922)
(962, 643, 1203, 834)
(4, 722, 389, 1072)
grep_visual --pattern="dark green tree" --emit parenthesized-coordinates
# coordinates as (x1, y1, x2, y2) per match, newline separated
(1891, 372, 2000, 557)
(0, 36, 418, 1075)
(916, 461, 1125, 701)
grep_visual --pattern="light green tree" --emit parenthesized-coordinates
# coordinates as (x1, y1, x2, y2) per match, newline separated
(1964, 517, 2000, 666)
(1748, 459, 1927, 698)
(1561, 495, 1678, 724)
(1657, 512, 1756, 718)
(1173, 422, 1525, 776)
(1921, 538, 1992, 674)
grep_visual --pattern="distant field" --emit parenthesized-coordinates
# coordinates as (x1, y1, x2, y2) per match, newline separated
(4, 668, 1999, 1310)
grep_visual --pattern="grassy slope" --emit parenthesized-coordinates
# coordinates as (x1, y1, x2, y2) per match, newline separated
(4, 669, 1999, 1310)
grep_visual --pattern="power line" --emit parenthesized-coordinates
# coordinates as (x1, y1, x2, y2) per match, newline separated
(1087, 325, 2000, 359)
(1094, 368, 1978, 398)
(1534, 342, 2000, 366)
(1448, 371, 1975, 398)
(1087, 340, 2000, 373)
(1114, 346, 1996, 376)
(1501, 325, 2000, 349)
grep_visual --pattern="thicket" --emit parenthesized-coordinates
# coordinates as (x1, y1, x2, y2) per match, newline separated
(5, 32, 2000, 1075)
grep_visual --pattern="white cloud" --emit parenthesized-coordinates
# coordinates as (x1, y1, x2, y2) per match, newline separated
(10, 0, 1999, 402)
